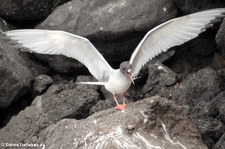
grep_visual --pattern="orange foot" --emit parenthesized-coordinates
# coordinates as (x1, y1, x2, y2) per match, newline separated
(115, 104, 126, 110)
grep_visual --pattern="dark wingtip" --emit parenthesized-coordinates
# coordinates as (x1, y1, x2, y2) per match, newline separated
(202, 13, 225, 31)
(0, 30, 9, 41)
(205, 23, 214, 29)
(216, 14, 225, 19)
(210, 18, 222, 24)
(0, 29, 6, 37)
(0, 30, 26, 50)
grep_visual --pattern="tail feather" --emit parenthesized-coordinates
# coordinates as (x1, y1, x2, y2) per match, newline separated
(76, 82, 106, 86)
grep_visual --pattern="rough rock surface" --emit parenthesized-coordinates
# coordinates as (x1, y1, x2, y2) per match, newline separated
(142, 63, 225, 107)
(37, 97, 207, 149)
(41, 83, 100, 120)
(216, 19, 225, 58)
(32, 74, 53, 95)
(0, 81, 100, 143)
(143, 63, 225, 112)
(37, 0, 178, 39)
(172, 67, 225, 109)
(0, 39, 33, 108)
(0, 102, 42, 144)
(174, 0, 225, 14)
(34, 0, 178, 73)
(140, 64, 225, 149)
(35, 54, 89, 74)
(0, 17, 15, 31)
(0, 0, 69, 21)
(215, 21, 225, 149)
(142, 62, 178, 99)
(213, 133, 225, 149)
(191, 91, 225, 149)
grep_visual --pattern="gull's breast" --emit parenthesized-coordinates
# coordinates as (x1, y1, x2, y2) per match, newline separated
(105, 69, 132, 95)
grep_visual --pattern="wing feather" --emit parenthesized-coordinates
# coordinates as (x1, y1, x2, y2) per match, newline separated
(130, 8, 225, 76)
(2, 29, 113, 81)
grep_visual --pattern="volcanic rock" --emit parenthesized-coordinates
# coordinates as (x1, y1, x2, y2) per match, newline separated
(174, 0, 225, 14)
(38, 96, 207, 149)
(191, 91, 225, 148)
(0, 0, 69, 21)
(0, 81, 100, 144)
(0, 38, 33, 108)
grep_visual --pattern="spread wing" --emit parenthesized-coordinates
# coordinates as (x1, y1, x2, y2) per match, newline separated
(129, 8, 225, 76)
(2, 29, 113, 82)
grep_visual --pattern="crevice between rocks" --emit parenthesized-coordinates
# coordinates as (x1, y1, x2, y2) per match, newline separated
(0, 91, 33, 128)
(96, 88, 106, 101)
(63, 100, 98, 120)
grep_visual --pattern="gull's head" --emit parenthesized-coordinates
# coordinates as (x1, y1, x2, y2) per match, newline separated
(120, 61, 135, 84)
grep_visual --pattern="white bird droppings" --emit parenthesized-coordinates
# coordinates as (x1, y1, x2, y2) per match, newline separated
(134, 133, 161, 149)
(2, 20, 7, 26)
(140, 110, 148, 123)
(156, 64, 167, 72)
(161, 121, 187, 149)
(157, 65, 164, 70)
(93, 119, 97, 125)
